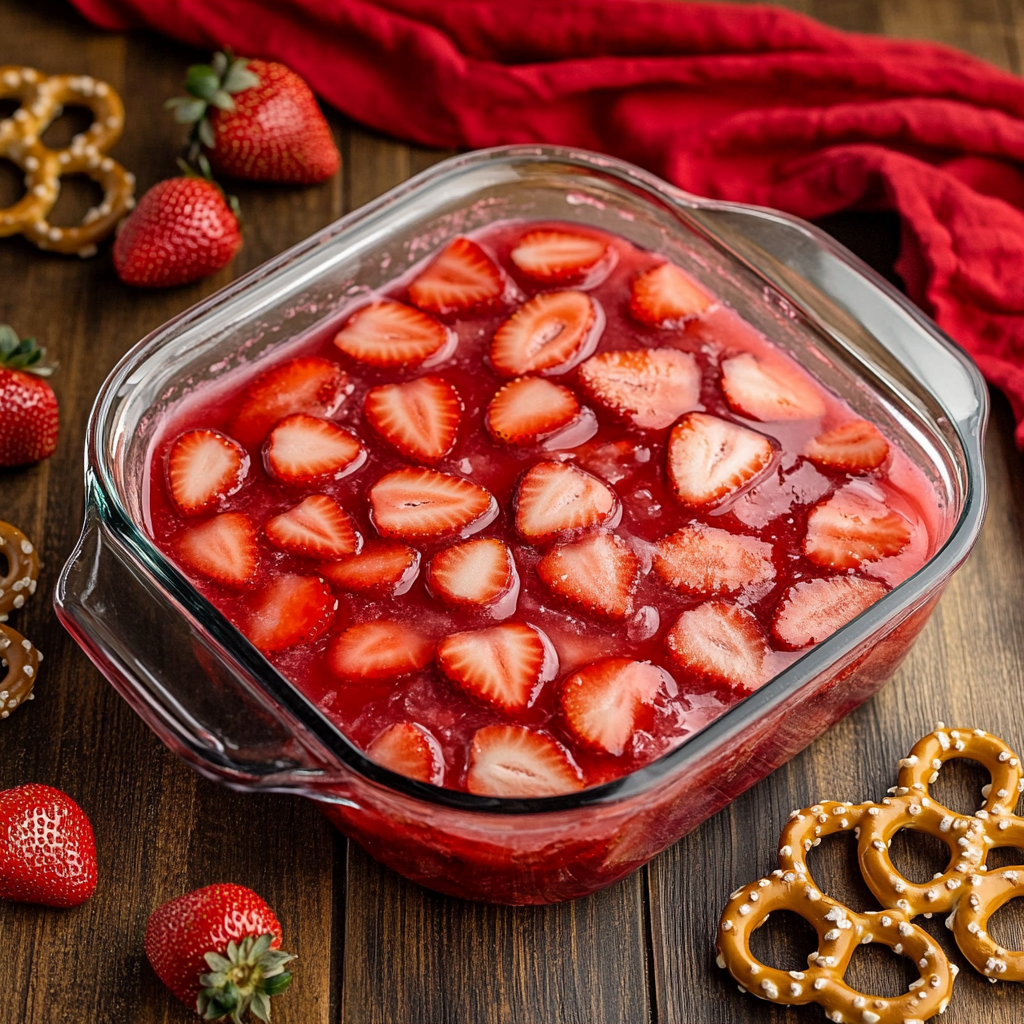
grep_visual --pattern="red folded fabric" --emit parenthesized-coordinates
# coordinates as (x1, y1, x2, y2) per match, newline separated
(69, 0, 1024, 442)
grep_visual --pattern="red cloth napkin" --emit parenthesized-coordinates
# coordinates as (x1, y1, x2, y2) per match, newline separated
(70, 0, 1024, 442)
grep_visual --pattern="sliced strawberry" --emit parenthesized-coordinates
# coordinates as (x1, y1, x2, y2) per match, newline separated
(509, 229, 610, 285)
(560, 658, 666, 756)
(653, 524, 775, 596)
(576, 348, 700, 430)
(366, 722, 444, 785)
(319, 542, 420, 596)
(364, 376, 462, 464)
(490, 291, 599, 378)
(804, 487, 911, 569)
(537, 530, 639, 621)
(466, 724, 583, 798)
(514, 460, 618, 544)
(437, 621, 554, 712)
(772, 576, 889, 650)
(265, 495, 360, 559)
(165, 428, 249, 516)
(327, 621, 435, 681)
(244, 574, 336, 654)
(805, 419, 890, 473)
(484, 376, 581, 447)
(333, 300, 451, 368)
(407, 237, 504, 315)
(264, 413, 365, 485)
(667, 412, 775, 508)
(721, 352, 827, 422)
(177, 512, 258, 587)
(629, 263, 711, 327)
(426, 538, 518, 609)
(369, 468, 497, 541)
(665, 601, 768, 691)
(230, 357, 347, 448)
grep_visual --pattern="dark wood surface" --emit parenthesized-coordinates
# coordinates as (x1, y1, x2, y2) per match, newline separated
(2, 1, 1024, 1022)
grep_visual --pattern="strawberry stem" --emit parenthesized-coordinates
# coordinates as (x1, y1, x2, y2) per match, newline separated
(196, 933, 294, 1023)
(174, 157, 242, 225)
(0, 325, 55, 377)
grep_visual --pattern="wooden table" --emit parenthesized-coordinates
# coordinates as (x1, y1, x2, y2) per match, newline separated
(3, 1, 1024, 1021)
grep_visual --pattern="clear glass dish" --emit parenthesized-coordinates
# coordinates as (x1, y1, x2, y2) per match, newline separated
(54, 146, 987, 905)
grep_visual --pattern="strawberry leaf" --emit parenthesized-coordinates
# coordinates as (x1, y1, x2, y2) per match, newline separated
(186, 64, 223, 103)
(223, 59, 259, 94)
(194, 933, 295, 1023)
(0, 325, 54, 376)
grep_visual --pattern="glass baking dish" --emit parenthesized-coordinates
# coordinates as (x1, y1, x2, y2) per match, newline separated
(54, 146, 987, 905)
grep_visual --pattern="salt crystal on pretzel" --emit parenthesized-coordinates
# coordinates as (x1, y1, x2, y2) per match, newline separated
(0, 623, 40, 718)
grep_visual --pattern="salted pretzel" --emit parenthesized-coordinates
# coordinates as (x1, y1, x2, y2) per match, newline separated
(0, 520, 40, 622)
(0, 623, 40, 719)
(0, 66, 135, 257)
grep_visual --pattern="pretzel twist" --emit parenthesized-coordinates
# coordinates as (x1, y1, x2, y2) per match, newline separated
(0, 623, 40, 718)
(0, 520, 40, 621)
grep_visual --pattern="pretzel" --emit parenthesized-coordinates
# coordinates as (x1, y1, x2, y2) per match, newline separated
(0, 66, 135, 257)
(0, 520, 40, 622)
(0, 623, 40, 718)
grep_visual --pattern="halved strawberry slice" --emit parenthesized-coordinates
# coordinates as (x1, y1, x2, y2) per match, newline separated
(319, 542, 420, 596)
(667, 412, 775, 508)
(366, 722, 444, 785)
(805, 419, 890, 473)
(230, 357, 348, 448)
(327, 620, 435, 681)
(514, 460, 618, 544)
(369, 468, 497, 541)
(629, 263, 712, 327)
(490, 291, 599, 378)
(466, 724, 583, 798)
(484, 376, 582, 447)
(560, 658, 666, 756)
(436, 621, 555, 712)
(509, 229, 610, 285)
(333, 300, 452, 368)
(407, 237, 504, 315)
(576, 348, 700, 430)
(165, 428, 249, 516)
(721, 352, 827, 422)
(265, 495, 361, 559)
(426, 538, 518, 609)
(244, 574, 336, 654)
(364, 376, 462, 464)
(804, 487, 911, 569)
(537, 530, 639, 621)
(665, 601, 768, 691)
(772, 576, 889, 650)
(177, 512, 258, 587)
(653, 524, 775, 596)
(264, 413, 365, 485)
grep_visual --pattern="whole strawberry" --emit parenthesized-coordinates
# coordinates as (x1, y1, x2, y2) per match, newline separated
(0, 784, 97, 907)
(146, 883, 294, 1022)
(0, 326, 58, 468)
(168, 51, 340, 184)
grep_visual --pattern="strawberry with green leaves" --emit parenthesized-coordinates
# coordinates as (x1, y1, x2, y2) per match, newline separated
(0, 326, 58, 468)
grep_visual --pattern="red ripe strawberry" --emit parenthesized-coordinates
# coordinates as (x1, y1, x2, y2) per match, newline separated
(230, 357, 347, 449)
(466, 724, 583, 797)
(366, 722, 444, 785)
(485, 376, 582, 447)
(364, 376, 462, 464)
(113, 174, 242, 288)
(490, 291, 599, 377)
(652, 524, 775, 596)
(265, 495, 360, 559)
(264, 414, 365, 485)
(333, 300, 452, 368)
(0, 326, 58, 467)
(145, 883, 294, 1021)
(804, 487, 911, 569)
(665, 600, 768, 691)
(509, 229, 611, 285)
(369, 468, 497, 541)
(437, 621, 555, 712)
(319, 542, 420, 596)
(0, 784, 97, 907)
(667, 412, 775, 509)
(560, 659, 666, 756)
(576, 348, 700, 430)
(166, 428, 249, 516)
(169, 52, 339, 184)
(426, 538, 518, 609)
(629, 263, 711, 327)
(537, 530, 639, 621)
(721, 352, 827, 422)
(805, 419, 890, 473)
(177, 512, 258, 587)
(327, 621, 435, 681)
(244, 574, 336, 654)
(514, 460, 619, 544)
(407, 237, 504, 315)
(772, 576, 889, 650)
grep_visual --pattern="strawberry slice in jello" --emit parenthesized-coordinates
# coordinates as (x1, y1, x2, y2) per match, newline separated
(328, 621, 435, 681)
(333, 300, 453, 368)
(265, 495, 360, 559)
(629, 263, 712, 327)
(772, 576, 889, 650)
(485, 376, 585, 447)
(319, 542, 420, 597)
(805, 419, 890, 473)
(537, 530, 639, 621)
(804, 486, 911, 569)
(364, 376, 462, 464)
(407, 237, 504, 315)
(264, 414, 365, 485)
(177, 512, 258, 587)
(514, 461, 618, 543)
(466, 724, 583, 797)
(665, 601, 769, 691)
(367, 722, 445, 785)
(490, 291, 600, 377)
(653, 525, 775, 597)
(721, 352, 827, 422)
(426, 538, 519, 613)
(369, 468, 497, 541)
(244, 575, 336, 654)
(166, 429, 249, 517)
(509, 229, 611, 285)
